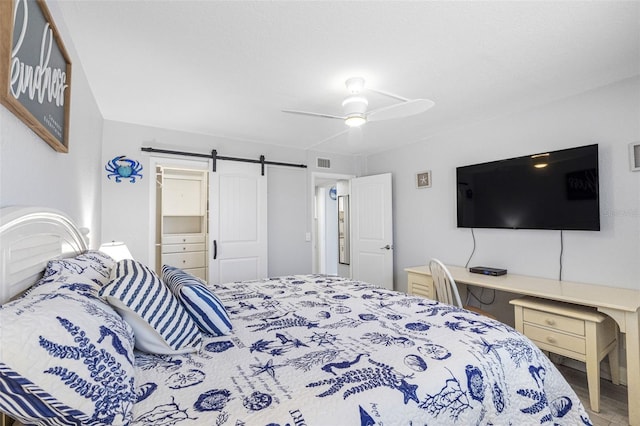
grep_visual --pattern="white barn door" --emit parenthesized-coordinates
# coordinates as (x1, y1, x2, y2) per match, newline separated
(350, 173, 394, 290)
(208, 161, 267, 284)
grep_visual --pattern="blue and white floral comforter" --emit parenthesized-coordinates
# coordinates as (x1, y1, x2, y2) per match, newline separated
(131, 275, 591, 425)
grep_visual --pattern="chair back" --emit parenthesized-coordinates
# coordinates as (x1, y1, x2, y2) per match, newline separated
(429, 259, 463, 308)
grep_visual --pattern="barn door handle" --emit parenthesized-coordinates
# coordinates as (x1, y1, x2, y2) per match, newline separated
(213, 240, 217, 259)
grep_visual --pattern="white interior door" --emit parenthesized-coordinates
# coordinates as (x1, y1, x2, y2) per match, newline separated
(350, 173, 394, 290)
(209, 161, 267, 284)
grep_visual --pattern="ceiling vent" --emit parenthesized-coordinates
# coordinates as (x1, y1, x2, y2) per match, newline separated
(316, 158, 331, 169)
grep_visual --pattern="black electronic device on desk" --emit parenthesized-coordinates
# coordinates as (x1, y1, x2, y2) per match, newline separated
(469, 266, 508, 276)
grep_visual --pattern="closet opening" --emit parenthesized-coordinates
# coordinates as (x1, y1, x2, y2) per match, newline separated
(149, 157, 210, 280)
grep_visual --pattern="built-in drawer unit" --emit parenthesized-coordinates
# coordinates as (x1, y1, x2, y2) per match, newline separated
(161, 243, 206, 254)
(162, 250, 205, 269)
(510, 296, 619, 413)
(162, 234, 205, 245)
(180, 267, 206, 281)
(160, 233, 207, 278)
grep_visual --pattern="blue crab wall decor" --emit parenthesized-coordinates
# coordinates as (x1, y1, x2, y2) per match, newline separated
(105, 155, 143, 183)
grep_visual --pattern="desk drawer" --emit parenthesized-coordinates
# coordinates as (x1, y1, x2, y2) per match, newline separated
(411, 282, 432, 299)
(162, 251, 205, 269)
(408, 272, 433, 299)
(523, 323, 586, 355)
(523, 308, 585, 336)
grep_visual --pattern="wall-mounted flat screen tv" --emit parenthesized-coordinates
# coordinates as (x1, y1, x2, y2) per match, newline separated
(456, 144, 600, 231)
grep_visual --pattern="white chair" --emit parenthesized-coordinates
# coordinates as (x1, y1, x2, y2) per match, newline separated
(429, 258, 496, 319)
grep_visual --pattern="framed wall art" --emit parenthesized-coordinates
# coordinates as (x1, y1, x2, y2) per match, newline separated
(0, 0, 72, 152)
(416, 170, 431, 189)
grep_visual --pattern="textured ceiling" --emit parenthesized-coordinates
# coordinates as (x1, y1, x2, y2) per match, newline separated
(55, 1, 640, 156)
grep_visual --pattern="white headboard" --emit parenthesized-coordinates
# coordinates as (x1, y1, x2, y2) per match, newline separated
(0, 206, 87, 304)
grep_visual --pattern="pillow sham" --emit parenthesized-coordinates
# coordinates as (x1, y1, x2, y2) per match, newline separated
(100, 259, 202, 354)
(22, 251, 116, 299)
(0, 285, 136, 425)
(162, 265, 233, 336)
(48, 250, 114, 284)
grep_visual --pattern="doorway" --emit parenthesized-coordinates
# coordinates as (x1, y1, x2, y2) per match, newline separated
(311, 172, 394, 289)
(311, 172, 353, 277)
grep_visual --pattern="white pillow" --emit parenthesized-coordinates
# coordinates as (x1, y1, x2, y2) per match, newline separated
(100, 259, 202, 354)
(162, 265, 233, 336)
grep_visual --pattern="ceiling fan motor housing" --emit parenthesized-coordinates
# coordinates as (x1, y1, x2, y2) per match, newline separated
(342, 96, 368, 116)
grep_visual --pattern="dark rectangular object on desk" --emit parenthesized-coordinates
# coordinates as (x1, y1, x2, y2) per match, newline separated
(470, 266, 508, 276)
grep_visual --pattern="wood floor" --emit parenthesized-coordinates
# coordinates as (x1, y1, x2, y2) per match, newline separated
(557, 364, 629, 426)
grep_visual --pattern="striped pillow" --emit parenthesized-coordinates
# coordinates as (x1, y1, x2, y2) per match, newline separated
(100, 260, 202, 354)
(162, 265, 233, 336)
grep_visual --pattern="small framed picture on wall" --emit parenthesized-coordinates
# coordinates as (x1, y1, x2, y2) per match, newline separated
(416, 170, 432, 189)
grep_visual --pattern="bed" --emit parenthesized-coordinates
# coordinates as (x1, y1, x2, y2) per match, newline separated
(0, 207, 592, 425)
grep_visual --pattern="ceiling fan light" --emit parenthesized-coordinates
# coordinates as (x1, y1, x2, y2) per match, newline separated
(345, 115, 367, 127)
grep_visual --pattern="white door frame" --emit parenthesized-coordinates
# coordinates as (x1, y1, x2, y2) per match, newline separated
(310, 172, 354, 274)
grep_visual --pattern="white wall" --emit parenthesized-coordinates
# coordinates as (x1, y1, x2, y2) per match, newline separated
(365, 77, 640, 298)
(268, 166, 311, 276)
(0, 1, 104, 248)
(101, 120, 360, 274)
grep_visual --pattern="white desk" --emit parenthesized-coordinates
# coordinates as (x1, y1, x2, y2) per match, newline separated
(405, 265, 640, 425)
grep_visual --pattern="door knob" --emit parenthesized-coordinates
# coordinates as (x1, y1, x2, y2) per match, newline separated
(380, 244, 393, 250)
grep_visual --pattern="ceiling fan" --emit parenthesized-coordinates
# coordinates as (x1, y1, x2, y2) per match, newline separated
(282, 77, 435, 128)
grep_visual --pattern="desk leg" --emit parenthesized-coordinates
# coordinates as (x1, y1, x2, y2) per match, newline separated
(626, 310, 640, 426)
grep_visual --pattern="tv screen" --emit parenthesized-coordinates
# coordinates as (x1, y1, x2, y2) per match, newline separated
(456, 144, 600, 231)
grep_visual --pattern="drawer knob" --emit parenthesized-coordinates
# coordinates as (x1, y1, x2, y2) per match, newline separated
(183, 260, 186, 264)
(183, 247, 186, 250)
(545, 319, 556, 326)
(546, 336, 557, 344)
(183, 238, 187, 242)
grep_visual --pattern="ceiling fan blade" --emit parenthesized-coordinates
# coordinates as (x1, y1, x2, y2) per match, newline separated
(367, 99, 435, 122)
(307, 128, 350, 150)
(282, 109, 344, 120)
